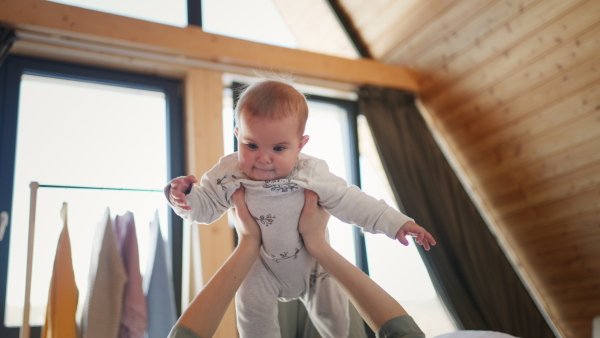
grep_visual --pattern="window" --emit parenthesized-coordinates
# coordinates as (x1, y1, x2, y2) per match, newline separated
(202, 0, 297, 48)
(49, 0, 188, 27)
(0, 56, 184, 337)
(47, 0, 358, 58)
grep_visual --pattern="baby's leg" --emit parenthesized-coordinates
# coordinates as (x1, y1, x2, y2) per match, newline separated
(235, 257, 281, 338)
(300, 264, 350, 338)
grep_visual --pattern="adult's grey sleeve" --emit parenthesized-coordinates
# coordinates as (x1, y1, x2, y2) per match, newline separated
(376, 315, 425, 338)
(168, 325, 201, 338)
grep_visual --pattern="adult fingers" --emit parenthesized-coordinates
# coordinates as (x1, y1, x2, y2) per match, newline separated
(231, 186, 253, 222)
(303, 190, 319, 209)
(231, 185, 245, 208)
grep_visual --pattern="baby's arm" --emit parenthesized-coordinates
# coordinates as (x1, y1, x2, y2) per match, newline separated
(165, 161, 233, 224)
(307, 159, 436, 250)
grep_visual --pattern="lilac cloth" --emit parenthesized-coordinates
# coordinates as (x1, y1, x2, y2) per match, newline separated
(114, 212, 148, 338)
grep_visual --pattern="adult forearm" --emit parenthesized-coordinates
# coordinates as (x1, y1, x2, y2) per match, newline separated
(176, 239, 260, 337)
(308, 242, 408, 332)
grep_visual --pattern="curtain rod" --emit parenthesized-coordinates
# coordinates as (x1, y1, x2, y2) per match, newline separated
(37, 183, 162, 192)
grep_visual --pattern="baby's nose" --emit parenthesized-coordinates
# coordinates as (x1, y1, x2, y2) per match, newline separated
(257, 152, 271, 163)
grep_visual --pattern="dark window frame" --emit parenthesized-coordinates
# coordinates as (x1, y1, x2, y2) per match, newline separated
(0, 55, 185, 337)
(305, 94, 370, 275)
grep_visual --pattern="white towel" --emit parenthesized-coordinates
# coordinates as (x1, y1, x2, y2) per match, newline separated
(81, 208, 128, 338)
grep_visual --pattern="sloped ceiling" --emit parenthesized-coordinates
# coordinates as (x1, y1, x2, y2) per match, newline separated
(279, 0, 600, 337)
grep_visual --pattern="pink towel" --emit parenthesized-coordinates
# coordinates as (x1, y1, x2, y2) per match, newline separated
(114, 212, 147, 338)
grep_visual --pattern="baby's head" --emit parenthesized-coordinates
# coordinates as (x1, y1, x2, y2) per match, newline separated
(234, 79, 310, 181)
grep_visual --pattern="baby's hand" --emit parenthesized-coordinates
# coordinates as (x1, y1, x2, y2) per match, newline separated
(395, 221, 436, 251)
(169, 175, 197, 210)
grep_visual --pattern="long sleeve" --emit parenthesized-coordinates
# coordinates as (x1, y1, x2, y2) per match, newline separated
(300, 155, 413, 239)
(165, 154, 240, 225)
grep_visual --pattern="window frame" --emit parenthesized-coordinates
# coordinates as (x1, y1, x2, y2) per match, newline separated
(304, 94, 370, 275)
(0, 55, 185, 337)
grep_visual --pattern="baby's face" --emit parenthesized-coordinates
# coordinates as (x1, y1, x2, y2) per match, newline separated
(236, 112, 309, 181)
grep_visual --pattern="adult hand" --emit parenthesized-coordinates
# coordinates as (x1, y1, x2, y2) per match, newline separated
(298, 189, 330, 253)
(230, 185, 262, 246)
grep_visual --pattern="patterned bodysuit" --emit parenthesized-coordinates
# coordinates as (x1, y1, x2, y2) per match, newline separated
(167, 152, 414, 337)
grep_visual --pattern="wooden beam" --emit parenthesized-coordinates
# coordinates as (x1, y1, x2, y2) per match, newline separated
(184, 68, 237, 337)
(0, 0, 419, 91)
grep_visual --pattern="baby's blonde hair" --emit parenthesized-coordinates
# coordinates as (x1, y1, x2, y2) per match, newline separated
(234, 77, 308, 135)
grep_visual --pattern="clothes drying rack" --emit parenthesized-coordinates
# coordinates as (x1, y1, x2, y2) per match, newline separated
(20, 181, 162, 338)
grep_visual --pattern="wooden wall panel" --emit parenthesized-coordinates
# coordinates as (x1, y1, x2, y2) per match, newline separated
(482, 138, 600, 197)
(352, 0, 421, 43)
(408, 0, 538, 71)
(369, 0, 456, 60)
(459, 81, 600, 167)
(424, 0, 600, 113)
(381, 0, 492, 63)
(419, 0, 587, 91)
(446, 54, 600, 147)
(338, 0, 600, 336)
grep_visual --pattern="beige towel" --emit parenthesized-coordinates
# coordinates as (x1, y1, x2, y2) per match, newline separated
(43, 202, 79, 338)
(81, 208, 128, 338)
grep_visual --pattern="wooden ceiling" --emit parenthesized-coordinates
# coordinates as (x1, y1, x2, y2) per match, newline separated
(322, 0, 598, 337)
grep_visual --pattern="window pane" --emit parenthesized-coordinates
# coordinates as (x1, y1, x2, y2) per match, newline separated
(5, 75, 170, 326)
(302, 101, 356, 266)
(49, 0, 187, 27)
(358, 115, 457, 336)
(202, 0, 297, 48)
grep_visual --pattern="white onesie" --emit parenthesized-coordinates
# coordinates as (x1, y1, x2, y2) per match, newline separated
(167, 152, 413, 337)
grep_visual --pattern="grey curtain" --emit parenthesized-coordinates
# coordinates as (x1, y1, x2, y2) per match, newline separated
(358, 86, 555, 337)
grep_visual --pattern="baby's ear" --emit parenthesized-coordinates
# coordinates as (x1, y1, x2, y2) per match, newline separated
(299, 135, 310, 150)
(234, 127, 239, 138)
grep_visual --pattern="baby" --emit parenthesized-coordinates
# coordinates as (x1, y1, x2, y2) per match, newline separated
(166, 78, 435, 337)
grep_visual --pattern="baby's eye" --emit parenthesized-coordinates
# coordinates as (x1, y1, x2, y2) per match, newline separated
(246, 143, 258, 149)
(273, 146, 285, 151)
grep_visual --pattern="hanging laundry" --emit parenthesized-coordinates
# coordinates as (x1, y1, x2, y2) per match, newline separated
(114, 211, 147, 338)
(43, 202, 79, 338)
(81, 208, 128, 338)
(144, 211, 177, 338)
